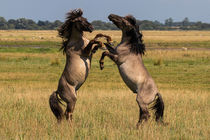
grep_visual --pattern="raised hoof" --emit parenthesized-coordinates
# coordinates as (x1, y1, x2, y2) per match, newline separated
(92, 50, 96, 54)
(100, 66, 104, 70)
(100, 62, 104, 70)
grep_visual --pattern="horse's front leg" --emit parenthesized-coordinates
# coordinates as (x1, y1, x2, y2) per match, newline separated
(94, 33, 112, 43)
(83, 40, 102, 56)
(91, 34, 112, 54)
(99, 51, 118, 70)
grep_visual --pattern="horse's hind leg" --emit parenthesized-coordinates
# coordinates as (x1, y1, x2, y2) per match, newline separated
(49, 91, 64, 123)
(136, 94, 150, 128)
(63, 90, 77, 122)
(59, 86, 77, 122)
(65, 98, 77, 121)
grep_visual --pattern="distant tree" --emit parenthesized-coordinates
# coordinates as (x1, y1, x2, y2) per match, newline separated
(182, 17, 190, 26)
(138, 20, 163, 30)
(52, 20, 63, 29)
(15, 18, 27, 29)
(0, 16, 8, 29)
(91, 20, 117, 30)
(8, 19, 16, 24)
(37, 20, 46, 26)
(1, 16, 210, 30)
(154, 20, 162, 26)
(7, 19, 16, 29)
(165, 18, 173, 26)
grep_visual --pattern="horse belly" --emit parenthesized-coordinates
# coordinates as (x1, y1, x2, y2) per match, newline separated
(66, 58, 91, 89)
(118, 65, 143, 93)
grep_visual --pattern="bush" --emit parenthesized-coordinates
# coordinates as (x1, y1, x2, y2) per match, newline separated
(50, 58, 60, 66)
(154, 58, 163, 66)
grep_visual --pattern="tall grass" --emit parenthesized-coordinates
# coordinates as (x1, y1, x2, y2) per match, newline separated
(0, 49, 209, 139)
(0, 30, 209, 139)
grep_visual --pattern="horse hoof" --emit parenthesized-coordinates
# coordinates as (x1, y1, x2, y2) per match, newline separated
(136, 122, 143, 129)
(100, 63, 104, 70)
(157, 120, 169, 126)
(100, 66, 104, 70)
(160, 122, 169, 126)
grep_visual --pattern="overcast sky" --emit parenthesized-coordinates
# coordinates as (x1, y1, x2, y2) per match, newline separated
(1, 0, 210, 23)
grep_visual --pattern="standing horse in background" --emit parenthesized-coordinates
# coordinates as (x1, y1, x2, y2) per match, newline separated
(99, 14, 165, 128)
(49, 9, 111, 123)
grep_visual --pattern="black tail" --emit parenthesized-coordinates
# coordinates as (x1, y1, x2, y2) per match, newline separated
(151, 93, 164, 122)
(49, 91, 64, 122)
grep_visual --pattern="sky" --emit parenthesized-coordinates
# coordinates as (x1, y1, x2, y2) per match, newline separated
(1, 0, 210, 23)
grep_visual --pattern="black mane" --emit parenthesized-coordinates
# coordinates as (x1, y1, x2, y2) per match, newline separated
(58, 9, 83, 53)
(125, 15, 145, 55)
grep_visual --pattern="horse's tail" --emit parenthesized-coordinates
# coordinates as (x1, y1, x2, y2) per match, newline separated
(151, 93, 164, 122)
(49, 91, 64, 122)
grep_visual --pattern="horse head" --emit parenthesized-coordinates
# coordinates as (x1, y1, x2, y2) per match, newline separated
(58, 9, 94, 53)
(59, 9, 93, 38)
(69, 9, 94, 33)
(108, 14, 145, 55)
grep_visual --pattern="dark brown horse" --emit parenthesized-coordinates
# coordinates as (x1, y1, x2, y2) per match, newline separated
(99, 14, 165, 128)
(49, 9, 111, 123)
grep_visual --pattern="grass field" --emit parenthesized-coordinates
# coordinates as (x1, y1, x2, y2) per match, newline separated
(0, 30, 209, 139)
(1, 30, 210, 48)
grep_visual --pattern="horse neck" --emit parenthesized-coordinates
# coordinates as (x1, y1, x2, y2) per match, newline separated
(120, 30, 143, 58)
(69, 26, 83, 41)
(120, 30, 131, 44)
(65, 27, 84, 56)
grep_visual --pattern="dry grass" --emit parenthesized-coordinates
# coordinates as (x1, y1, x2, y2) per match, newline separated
(0, 30, 60, 42)
(1, 30, 210, 44)
(0, 30, 210, 139)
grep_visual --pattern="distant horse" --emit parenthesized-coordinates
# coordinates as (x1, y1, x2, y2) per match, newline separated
(49, 9, 111, 123)
(99, 14, 165, 127)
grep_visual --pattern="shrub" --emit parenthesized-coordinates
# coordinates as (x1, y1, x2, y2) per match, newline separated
(50, 58, 60, 66)
(154, 58, 163, 66)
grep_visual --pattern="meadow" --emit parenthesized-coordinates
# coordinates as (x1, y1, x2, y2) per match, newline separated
(0, 30, 209, 139)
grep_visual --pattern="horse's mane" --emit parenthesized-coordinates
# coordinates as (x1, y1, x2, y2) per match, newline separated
(58, 9, 83, 53)
(125, 15, 145, 55)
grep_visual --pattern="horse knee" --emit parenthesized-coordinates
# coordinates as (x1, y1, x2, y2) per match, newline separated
(136, 96, 150, 122)
(65, 110, 73, 121)
(136, 96, 147, 109)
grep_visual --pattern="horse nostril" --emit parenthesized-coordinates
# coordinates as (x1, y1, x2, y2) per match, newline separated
(90, 26, 94, 30)
(108, 14, 114, 20)
(88, 26, 94, 32)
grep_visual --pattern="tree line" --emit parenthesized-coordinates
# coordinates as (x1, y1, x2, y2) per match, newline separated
(1, 16, 210, 30)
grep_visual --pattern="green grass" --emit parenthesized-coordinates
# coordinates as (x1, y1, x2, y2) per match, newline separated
(0, 46, 59, 53)
(146, 40, 210, 48)
(0, 40, 60, 47)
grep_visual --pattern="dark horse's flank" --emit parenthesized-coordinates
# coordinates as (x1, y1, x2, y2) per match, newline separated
(49, 9, 111, 123)
(99, 14, 165, 127)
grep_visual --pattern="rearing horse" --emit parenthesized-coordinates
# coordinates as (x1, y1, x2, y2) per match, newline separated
(99, 14, 165, 127)
(49, 9, 111, 123)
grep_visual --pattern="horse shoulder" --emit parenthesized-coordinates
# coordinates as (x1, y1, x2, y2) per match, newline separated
(82, 37, 90, 49)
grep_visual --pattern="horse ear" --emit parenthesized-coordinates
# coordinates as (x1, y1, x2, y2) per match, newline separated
(66, 8, 83, 21)
(76, 9, 83, 17)
(125, 15, 136, 26)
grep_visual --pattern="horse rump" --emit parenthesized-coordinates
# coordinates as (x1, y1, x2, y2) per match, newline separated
(49, 91, 64, 122)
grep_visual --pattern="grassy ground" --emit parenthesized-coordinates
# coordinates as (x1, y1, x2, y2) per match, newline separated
(0, 30, 209, 139)
(1, 30, 210, 48)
